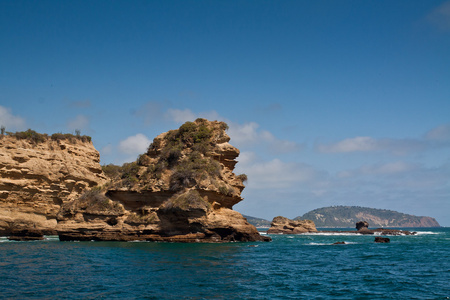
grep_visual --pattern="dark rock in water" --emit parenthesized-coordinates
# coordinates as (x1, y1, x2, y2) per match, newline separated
(319, 221, 416, 236)
(356, 221, 369, 231)
(332, 241, 346, 245)
(8, 229, 45, 241)
(375, 237, 390, 243)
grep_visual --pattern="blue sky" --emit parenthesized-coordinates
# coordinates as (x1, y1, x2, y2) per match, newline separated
(1, 0, 449, 225)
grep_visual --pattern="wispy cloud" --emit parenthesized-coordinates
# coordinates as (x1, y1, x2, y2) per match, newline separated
(427, 0, 450, 31)
(165, 108, 197, 123)
(425, 123, 450, 142)
(118, 133, 151, 155)
(67, 115, 90, 132)
(337, 161, 420, 178)
(317, 136, 425, 155)
(165, 108, 302, 154)
(133, 101, 169, 125)
(69, 100, 91, 109)
(0, 105, 26, 130)
(228, 122, 303, 153)
(317, 124, 450, 155)
(236, 152, 327, 189)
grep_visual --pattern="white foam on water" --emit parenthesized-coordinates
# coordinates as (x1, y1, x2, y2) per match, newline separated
(414, 231, 440, 235)
(306, 242, 356, 246)
(301, 232, 363, 236)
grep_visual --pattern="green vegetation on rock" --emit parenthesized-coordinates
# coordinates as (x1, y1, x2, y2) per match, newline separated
(243, 215, 271, 227)
(296, 206, 440, 228)
(1, 128, 92, 144)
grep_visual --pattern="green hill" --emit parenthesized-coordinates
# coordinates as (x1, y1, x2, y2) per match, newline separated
(296, 206, 440, 228)
(243, 215, 271, 227)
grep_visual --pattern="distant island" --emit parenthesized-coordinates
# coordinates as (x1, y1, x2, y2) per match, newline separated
(243, 215, 271, 227)
(295, 206, 440, 228)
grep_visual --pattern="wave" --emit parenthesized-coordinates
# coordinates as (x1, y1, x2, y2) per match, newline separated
(300, 232, 363, 236)
(414, 231, 441, 235)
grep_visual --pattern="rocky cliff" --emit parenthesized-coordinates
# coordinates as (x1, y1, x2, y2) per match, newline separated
(57, 119, 270, 242)
(0, 133, 106, 234)
(298, 206, 440, 228)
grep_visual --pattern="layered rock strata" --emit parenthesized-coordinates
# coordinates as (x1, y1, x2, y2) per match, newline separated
(57, 119, 270, 242)
(0, 135, 106, 235)
(267, 216, 318, 234)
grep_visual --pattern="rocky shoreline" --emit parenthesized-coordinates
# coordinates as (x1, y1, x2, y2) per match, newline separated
(0, 120, 271, 243)
(267, 218, 417, 236)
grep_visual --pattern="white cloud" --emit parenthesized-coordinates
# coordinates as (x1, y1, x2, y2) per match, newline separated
(318, 136, 378, 153)
(164, 108, 302, 154)
(118, 133, 151, 155)
(0, 105, 26, 130)
(317, 136, 426, 155)
(67, 115, 90, 132)
(318, 124, 450, 155)
(165, 108, 222, 124)
(237, 153, 327, 189)
(228, 121, 303, 153)
(338, 161, 418, 178)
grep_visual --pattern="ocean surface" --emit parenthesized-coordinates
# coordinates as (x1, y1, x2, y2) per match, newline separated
(1, 228, 449, 299)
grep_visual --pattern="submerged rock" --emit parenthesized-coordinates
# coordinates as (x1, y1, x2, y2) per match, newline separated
(375, 237, 390, 243)
(56, 119, 270, 242)
(267, 216, 318, 234)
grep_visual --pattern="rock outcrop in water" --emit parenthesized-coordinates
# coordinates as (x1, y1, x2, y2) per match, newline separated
(0, 132, 106, 235)
(56, 119, 270, 242)
(267, 216, 318, 234)
(319, 221, 416, 236)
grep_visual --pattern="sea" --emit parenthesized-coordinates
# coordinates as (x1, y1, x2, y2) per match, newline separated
(1, 227, 449, 299)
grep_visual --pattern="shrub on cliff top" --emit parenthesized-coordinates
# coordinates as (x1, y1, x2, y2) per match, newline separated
(4, 129, 91, 144)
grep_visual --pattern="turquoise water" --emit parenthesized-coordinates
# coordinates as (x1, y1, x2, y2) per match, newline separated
(1, 228, 449, 299)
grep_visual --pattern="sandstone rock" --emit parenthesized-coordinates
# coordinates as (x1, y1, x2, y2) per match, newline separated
(57, 119, 270, 242)
(0, 135, 106, 234)
(267, 216, 318, 234)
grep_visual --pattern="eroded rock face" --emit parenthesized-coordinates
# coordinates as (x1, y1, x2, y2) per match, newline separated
(356, 221, 369, 231)
(267, 216, 318, 234)
(0, 136, 107, 234)
(56, 119, 270, 242)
